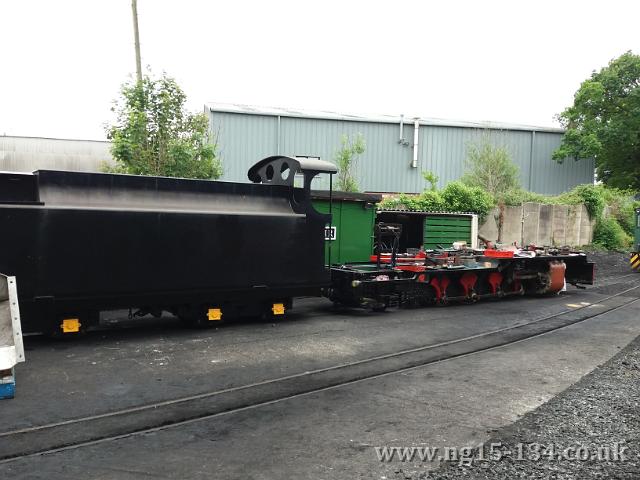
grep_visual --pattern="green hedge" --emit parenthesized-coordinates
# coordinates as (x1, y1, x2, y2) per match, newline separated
(593, 217, 632, 250)
(380, 182, 638, 250)
(379, 181, 493, 222)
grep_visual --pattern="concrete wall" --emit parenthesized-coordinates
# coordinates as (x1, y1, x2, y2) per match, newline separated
(479, 202, 595, 247)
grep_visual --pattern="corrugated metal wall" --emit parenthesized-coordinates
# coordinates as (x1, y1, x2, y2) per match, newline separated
(210, 110, 595, 194)
(0, 136, 114, 172)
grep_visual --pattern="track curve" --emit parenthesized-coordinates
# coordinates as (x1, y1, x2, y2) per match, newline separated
(1, 282, 639, 463)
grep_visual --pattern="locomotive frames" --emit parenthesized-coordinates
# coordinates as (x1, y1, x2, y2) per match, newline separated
(329, 252, 595, 311)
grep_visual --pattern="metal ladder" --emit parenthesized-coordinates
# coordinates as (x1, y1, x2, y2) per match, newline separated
(0, 274, 24, 399)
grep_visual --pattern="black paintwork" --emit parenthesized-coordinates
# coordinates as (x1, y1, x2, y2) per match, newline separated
(0, 156, 337, 333)
(330, 255, 595, 309)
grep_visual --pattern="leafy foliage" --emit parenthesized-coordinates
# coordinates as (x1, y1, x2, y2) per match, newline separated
(568, 185, 607, 219)
(498, 183, 637, 247)
(380, 178, 637, 250)
(500, 183, 636, 217)
(592, 217, 632, 250)
(422, 170, 439, 191)
(379, 192, 441, 212)
(613, 202, 638, 237)
(539, 184, 609, 220)
(416, 190, 445, 211)
(404, 191, 445, 211)
(441, 181, 494, 220)
(379, 181, 493, 221)
(335, 134, 365, 192)
(106, 72, 222, 179)
(461, 138, 521, 197)
(553, 51, 640, 189)
(498, 188, 550, 206)
(600, 188, 640, 236)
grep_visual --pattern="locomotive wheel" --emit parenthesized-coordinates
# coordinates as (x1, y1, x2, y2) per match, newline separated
(464, 292, 479, 304)
(436, 297, 449, 307)
(371, 303, 387, 312)
(419, 297, 435, 307)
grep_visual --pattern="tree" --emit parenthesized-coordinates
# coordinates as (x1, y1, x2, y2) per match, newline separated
(422, 170, 439, 191)
(553, 51, 640, 190)
(334, 133, 365, 192)
(106, 72, 222, 179)
(461, 137, 520, 197)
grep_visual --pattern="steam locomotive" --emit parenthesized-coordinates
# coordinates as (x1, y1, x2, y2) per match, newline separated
(0, 156, 595, 336)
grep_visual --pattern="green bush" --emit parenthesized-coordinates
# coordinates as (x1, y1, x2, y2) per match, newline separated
(469, 187, 495, 221)
(615, 202, 637, 236)
(441, 181, 494, 221)
(395, 193, 423, 211)
(498, 188, 553, 206)
(380, 191, 445, 212)
(599, 187, 639, 236)
(379, 177, 638, 251)
(378, 182, 493, 221)
(422, 170, 439, 191)
(568, 184, 606, 219)
(377, 197, 403, 210)
(592, 217, 632, 250)
(335, 134, 365, 192)
(415, 190, 445, 211)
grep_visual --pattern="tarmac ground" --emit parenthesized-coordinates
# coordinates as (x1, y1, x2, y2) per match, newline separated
(1, 262, 639, 479)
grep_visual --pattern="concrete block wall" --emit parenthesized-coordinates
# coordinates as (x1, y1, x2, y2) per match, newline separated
(551, 205, 568, 245)
(538, 204, 553, 245)
(502, 205, 525, 245)
(522, 203, 540, 245)
(479, 202, 595, 247)
(578, 205, 593, 245)
(479, 209, 500, 243)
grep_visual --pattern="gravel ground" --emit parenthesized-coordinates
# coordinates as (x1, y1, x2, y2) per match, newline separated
(586, 249, 634, 279)
(403, 333, 640, 480)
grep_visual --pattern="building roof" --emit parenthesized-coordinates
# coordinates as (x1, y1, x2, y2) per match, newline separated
(206, 102, 565, 134)
(1, 134, 109, 144)
(311, 190, 382, 203)
(377, 207, 476, 216)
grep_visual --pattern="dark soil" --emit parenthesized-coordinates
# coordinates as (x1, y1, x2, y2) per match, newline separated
(586, 249, 634, 279)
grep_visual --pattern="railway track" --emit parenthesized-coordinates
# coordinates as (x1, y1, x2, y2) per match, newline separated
(1, 280, 639, 463)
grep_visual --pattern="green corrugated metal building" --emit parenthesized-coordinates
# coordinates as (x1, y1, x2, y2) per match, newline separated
(207, 103, 595, 195)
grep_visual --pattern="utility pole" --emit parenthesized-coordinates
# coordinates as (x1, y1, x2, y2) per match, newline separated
(131, 0, 142, 83)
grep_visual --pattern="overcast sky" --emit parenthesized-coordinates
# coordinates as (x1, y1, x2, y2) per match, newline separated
(2, 0, 638, 140)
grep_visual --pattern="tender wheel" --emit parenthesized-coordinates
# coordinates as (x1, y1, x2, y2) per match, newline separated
(177, 305, 223, 328)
